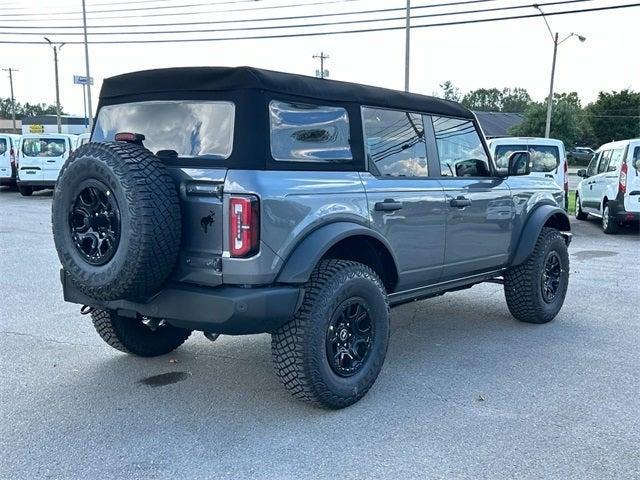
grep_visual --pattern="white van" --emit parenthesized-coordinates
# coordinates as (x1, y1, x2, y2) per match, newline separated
(0, 133, 20, 186)
(575, 138, 640, 233)
(76, 133, 91, 148)
(16, 134, 75, 196)
(487, 137, 568, 208)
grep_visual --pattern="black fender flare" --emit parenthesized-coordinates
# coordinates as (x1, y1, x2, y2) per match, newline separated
(276, 222, 400, 284)
(511, 205, 571, 266)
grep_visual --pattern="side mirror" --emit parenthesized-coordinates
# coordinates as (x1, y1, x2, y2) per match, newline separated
(577, 169, 587, 178)
(507, 151, 531, 176)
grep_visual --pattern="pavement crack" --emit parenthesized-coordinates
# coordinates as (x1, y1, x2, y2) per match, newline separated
(1, 329, 93, 348)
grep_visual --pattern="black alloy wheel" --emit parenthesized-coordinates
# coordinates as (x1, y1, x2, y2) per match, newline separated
(326, 298, 374, 377)
(541, 251, 562, 303)
(69, 180, 121, 266)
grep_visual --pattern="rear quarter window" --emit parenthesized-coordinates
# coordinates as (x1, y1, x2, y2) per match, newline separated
(269, 100, 352, 163)
(21, 138, 67, 157)
(632, 146, 640, 171)
(0, 138, 7, 155)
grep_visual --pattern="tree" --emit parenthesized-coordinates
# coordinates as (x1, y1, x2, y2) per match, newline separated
(0, 97, 63, 119)
(582, 90, 640, 146)
(439, 81, 461, 102)
(461, 88, 503, 112)
(509, 93, 581, 147)
(501, 88, 532, 113)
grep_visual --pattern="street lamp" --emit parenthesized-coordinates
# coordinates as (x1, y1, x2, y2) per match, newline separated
(44, 37, 65, 133)
(534, 5, 586, 138)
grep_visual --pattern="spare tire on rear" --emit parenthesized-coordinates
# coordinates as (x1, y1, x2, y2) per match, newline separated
(52, 142, 181, 301)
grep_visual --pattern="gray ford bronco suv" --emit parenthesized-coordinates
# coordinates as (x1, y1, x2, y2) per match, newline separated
(52, 67, 571, 409)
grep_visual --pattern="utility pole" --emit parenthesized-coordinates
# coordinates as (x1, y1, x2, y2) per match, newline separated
(313, 51, 329, 79)
(535, 5, 586, 138)
(44, 37, 65, 133)
(404, 0, 410, 92)
(81, 0, 94, 128)
(2, 68, 18, 133)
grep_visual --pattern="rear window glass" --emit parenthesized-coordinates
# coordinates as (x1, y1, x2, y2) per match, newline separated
(21, 138, 67, 157)
(269, 100, 352, 162)
(632, 147, 640, 170)
(92, 101, 235, 159)
(0, 138, 7, 155)
(494, 144, 560, 173)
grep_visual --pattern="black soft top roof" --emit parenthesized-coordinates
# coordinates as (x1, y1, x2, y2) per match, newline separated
(99, 66, 474, 119)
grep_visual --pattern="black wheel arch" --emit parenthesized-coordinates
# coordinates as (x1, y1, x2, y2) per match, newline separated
(510, 205, 571, 267)
(276, 222, 400, 293)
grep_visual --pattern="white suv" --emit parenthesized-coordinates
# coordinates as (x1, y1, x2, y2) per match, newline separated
(575, 138, 640, 233)
(487, 137, 568, 209)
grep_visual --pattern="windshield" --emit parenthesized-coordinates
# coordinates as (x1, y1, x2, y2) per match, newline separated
(92, 101, 235, 159)
(495, 144, 560, 173)
(21, 138, 67, 157)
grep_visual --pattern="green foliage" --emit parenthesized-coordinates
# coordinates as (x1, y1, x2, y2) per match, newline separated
(461, 88, 503, 112)
(583, 90, 640, 146)
(500, 88, 532, 113)
(439, 81, 461, 102)
(0, 97, 63, 119)
(509, 93, 581, 147)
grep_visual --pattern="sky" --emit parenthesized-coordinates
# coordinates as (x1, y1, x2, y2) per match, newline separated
(1, 0, 639, 117)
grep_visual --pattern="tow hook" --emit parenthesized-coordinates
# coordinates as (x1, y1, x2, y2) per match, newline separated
(204, 332, 220, 342)
(80, 305, 94, 315)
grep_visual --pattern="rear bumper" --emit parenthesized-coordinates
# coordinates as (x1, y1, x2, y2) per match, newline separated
(608, 199, 639, 223)
(17, 180, 55, 188)
(61, 270, 303, 335)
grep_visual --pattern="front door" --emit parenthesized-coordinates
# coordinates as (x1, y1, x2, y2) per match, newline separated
(361, 107, 446, 291)
(430, 115, 513, 280)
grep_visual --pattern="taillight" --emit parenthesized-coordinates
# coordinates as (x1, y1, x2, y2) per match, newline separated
(229, 196, 259, 257)
(619, 162, 628, 194)
(563, 160, 569, 192)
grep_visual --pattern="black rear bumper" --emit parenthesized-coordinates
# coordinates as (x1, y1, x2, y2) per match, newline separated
(61, 271, 303, 335)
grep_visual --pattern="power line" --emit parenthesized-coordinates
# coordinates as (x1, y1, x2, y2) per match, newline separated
(0, 0, 593, 35)
(0, 0, 498, 29)
(0, 0, 364, 18)
(0, 3, 637, 44)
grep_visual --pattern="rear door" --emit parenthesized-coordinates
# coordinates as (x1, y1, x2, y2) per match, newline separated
(361, 107, 446, 290)
(41, 137, 69, 183)
(625, 144, 640, 213)
(17, 137, 44, 183)
(0, 136, 11, 180)
(431, 116, 513, 280)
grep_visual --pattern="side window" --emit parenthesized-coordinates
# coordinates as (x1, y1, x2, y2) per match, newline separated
(587, 153, 599, 177)
(269, 100, 352, 162)
(362, 107, 428, 177)
(598, 150, 612, 174)
(608, 149, 623, 172)
(432, 116, 491, 177)
(633, 147, 640, 171)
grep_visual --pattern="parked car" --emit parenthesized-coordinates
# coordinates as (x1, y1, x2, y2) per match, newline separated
(487, 137, 568, 209)
(0, 133, 20, 187)
(52, 67, 571, 409)
(76, 133, 91, 148)
(568, 146, 595, 164)
(575, 138, 640, 233)
(16, 133, 76, 196)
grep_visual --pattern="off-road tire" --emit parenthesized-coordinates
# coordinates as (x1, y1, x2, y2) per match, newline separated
(575, 193, 588, 220)
(52, 142, 181, 301)
(18, 185, 33, 196)
(504, 227, 569, 324)
(92, 309, 191, 357)
(602, 203, 619, 234)
(271, 259, 390, 409)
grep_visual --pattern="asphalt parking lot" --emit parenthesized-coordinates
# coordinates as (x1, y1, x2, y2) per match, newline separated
(1, 187, 638, 479)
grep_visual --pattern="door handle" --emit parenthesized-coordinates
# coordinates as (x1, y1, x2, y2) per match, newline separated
(374, 199, 403, 211)
(46, 160, 56, 163)
(450, 196, 471, 208)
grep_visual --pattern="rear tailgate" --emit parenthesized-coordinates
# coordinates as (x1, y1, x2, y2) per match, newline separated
(166, 167, 227, 287)
(0, 137, 11, 178)
(625, 144, 640, 213)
